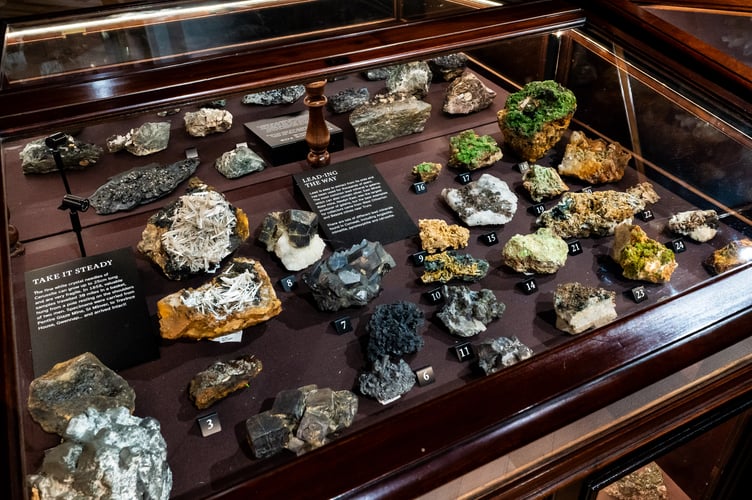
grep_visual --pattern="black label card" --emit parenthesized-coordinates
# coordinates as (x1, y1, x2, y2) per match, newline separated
(25, 247, 158, 376)
(293, 157, 418, 247)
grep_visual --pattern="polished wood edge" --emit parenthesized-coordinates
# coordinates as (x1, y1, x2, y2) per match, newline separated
(632, 0, 752, 12)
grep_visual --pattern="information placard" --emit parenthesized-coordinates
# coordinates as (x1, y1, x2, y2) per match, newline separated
(25, 247, 158, 376)
(293, 157, 418, 247)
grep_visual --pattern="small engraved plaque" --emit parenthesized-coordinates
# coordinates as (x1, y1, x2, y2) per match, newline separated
(332, 316, 353, 335)
(412, 181, 427, 194)
(415, 366, 436, 387)
(411, 250, 428, 266)
(453, 342, 475, 362)
(528, 203, 546, 216)
(637, 209, 655, 222)
(455, 172, 472, 185)
(479, 231, 499, 246)
(518, 277, 538, 295)
(629, 285, 648, 303)
(666, 238, 686, 253)
(424, 287, 444, 304)
(567, 239, 583, 256)
(197, 412, 222, 437)
(278, 275, 297, 292)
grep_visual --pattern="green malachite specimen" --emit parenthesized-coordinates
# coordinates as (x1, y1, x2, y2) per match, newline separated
(612, 223, 677, 283)
(447, 130, 503, 170)
(412, 161, 443, 183)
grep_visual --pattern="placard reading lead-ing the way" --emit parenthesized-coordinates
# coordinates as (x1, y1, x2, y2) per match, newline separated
(293, 157, 418, 247)
(25, 247, 158, 376)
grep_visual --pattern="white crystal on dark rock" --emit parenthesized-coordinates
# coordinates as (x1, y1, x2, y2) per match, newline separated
(428, 53, 469, 81)
(350, 93, 432, 146)
(27, 352, 135, 435)
(184, 108, 233, 137)
(327, 87, 370, 114)
(27, 407, 172, 500)
(437, 285, 505, 337)
(20, 134, 103, 174)
(242, 85, 306, 105)
(106, 121, 171, 156)
(258, 209, 326, 271)
(554, 282, 617, 334)
(386, 61, 432, 98)
(668, 209, 719, 242)
(366, 302, 425, 362)
(302, 239, 396, 311)
(215, 144, 266, 178)
(442, 173, 518, 226)
(89, 157, 199, 214)
(476, 336, 533, 375)
(358, 356, 416, 403)
(442, 71, 496, 115)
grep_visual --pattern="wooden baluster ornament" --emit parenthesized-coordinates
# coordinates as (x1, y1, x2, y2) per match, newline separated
(304, 80, 331, 168)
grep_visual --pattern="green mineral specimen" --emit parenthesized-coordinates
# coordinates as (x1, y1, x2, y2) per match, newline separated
(612, 223, 677, 283)
(522, 163, 569, 202)
(501, 227, 569, 274)
(412, 161, 443, 183)
(500, 80, 577, 138)
(448, 130, 502, 170)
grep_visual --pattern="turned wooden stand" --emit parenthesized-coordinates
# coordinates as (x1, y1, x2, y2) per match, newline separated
(304, 80, 331, 168)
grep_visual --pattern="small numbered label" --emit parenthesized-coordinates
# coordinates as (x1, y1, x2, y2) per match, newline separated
(455, 172, 472, 185)
(579, 186, 593, 194)
(412, 181, 428, 194)
(528, 203, 546, 216)
(453, 342, 475, 362)
(278, 275, 297, 292)
(332, 316, 353, 335)
(415, 366, 436, 387)
(424, 287, 444, 304)
(185, 147, 199, 159)
(479, 231, 499, 246)
(411, 250, 428, 266)
(637, 209, 655, 222)
(197, 412, 222, 437)
(666, 238, 686, 253)
(629, 285, 648, 303)
(517, 161, 531, 174)
(567, 239, 583, 256)
(518, 277, 539, 295)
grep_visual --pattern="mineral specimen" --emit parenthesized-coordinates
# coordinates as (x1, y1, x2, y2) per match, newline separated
(88, 157, 199, 214)
(258, 209, 326, 271)
(188, 354, 263, 409)
(421, 250, 490, 284)
(442, 173, 518, 226)
(522, 163, 570, 202)
(27, 352, 135, 435)
(418, 218, 470, 253)
(106, 121, 171, 156)
(412, 161, 443, 183)
(302, 239, 396, 311)
(437, 285, 506, 337)
(215, 143, 266, 178)
(501, 227, 569, 274)
(476, 336, 534, 375)
(245, 385, 358, 458)
(27, 407, 172, 500)
(363, 67, 393, 80)
(668, 209, 719, 242)
(447, 129, 503, 171)
(184, 108, 233, 137)
(554, 282, 617, 334)
(497, 80, 577, 162)
(138, 179, 250, 280)
(537, 182, 660, 238)
(602, 462, 668, 500)
(558, 130, 632, 184)
(365, 302, 425, 362)
(158, 258, 282, 340)
(386, 61, 432, 98)
(428, 53, 469, 81)
(327, 87, 370, 114)
(358, 356, 416, 402)
(20, 134, 103, 174)
(350, 93, 432, 146)
(612, 223, 677, 283)
(442, 71, 496, 115)
(704, 238, 752, 275)
(242, 85, 305, 105)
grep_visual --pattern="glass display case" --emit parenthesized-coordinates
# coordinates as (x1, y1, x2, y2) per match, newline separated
(1, 1, 751, 498)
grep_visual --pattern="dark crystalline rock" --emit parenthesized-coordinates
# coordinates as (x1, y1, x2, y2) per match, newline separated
(27, 352, 136, 435)
(242, 85, 306, 105)
(358, 356, 416, 403)
(89, 157, 199, 214)
(668, 209, 719, 243)
(188, 354, 263, 410)
(363, 67, 394, 80)
(215, 144, 266, 178)
(20, 134, 103, 174)
(442, 173, 518, 226)
(350, 93, 432, 147)
(184, 108, 233, 137)
(428, 53, 469, 81)
(421, 250, 490, 284)
(327, 87, 370, 114)
(27, 407, 172, 500)
(365, 302, 425, 362)
(302, 239, 396, 311)
(246, 385, 358, 458)
(386, 61, 432, 98)
(437, 285, 505, 337)
(476, 336, 534, 375)
(442, 71, 496, 115)
(106, 121, 171, 156)
(554, 282, 617, 334)
(258, 209, 325, 271)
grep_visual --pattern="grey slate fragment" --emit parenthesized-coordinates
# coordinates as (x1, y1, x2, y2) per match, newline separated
(476, 336, 534, 375)
(437, 285, 505, 337)
(327, 87, 370, 114)
(349, 93, 432, 147)
(106, 121, 171, 156)
(215, 144, 266, 178)
(89, 157, 199, 214)
(363, 66, 393, 80)
(20, 134, 103, 174)
(242, 85, 305, 105)
(358, 356, 416, 402)
(365, 302, 425, 362)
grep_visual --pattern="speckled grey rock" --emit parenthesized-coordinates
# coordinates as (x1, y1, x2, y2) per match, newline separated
(350, 93, 432, 146)
(442, 173, 518, 226)
(442, 71, 496, 115)
(476, 336, 534, 375)
(27, 407, 172, 500)
(20, 134, 103, 174)
(366, 302, 425, 362)
(106, 122, 171, 156)
(184, 108, 233, 137)
(242, 85, 305, 105)
(215, 144, 266, 178)
(363, 67, 393, 80)
(428, 53, 469, 81)
(358, 356, 416, 403)
(327, 87, 370, 114)
(89, 157, 199, 214)
(386, 61, 432, 98)
(437, 285, 505, 337)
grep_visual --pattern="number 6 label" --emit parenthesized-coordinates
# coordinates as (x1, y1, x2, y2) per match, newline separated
(415, 366, 436, 387)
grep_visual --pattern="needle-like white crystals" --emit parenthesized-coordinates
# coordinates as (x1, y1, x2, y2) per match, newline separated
(179, 265, 261, 320)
